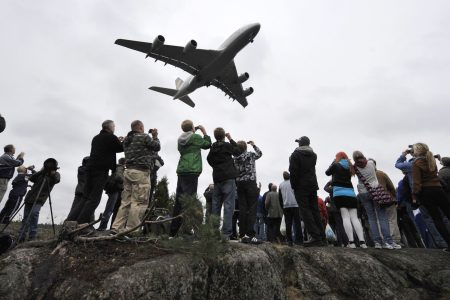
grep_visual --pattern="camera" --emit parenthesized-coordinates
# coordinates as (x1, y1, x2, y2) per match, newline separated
(434, 154, 441, 159)
(194, 126, 200, 131)
(148, 129, 154, 134)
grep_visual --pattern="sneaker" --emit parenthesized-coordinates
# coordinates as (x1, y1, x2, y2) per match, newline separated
(390, 242, 402, 250)
(360, 242, 368, 249)
(249, 236, 263, 245)
(382, 242, 394, 250)
(443, 248, 450, 253)
(347, 242, 356, 249)
(374, 242, 382, 249)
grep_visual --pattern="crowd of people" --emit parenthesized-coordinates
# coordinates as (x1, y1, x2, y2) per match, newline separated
(0, 118, 449, 253)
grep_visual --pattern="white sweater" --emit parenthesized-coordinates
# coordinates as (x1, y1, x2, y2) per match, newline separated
(356, 160, 379, 194)
(279, 180, 298, 208)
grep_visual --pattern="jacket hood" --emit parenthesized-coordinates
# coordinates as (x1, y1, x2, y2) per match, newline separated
(295, 145, 314, 155)
(339, 159, 350, 170)
(178, 132, 193, 146)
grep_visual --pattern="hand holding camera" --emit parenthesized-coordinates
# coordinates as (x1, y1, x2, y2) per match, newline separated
(17, 152, 25, 159)
(148, 128, 158, 138)
(247, 140, 255, 146)
(195, 125, 207, 135)
(225, 133, 232, 141)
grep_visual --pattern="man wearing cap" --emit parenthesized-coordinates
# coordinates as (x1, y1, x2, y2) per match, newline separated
(289, 136, 326, 247)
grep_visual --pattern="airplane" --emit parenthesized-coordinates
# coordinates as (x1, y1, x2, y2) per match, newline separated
(115, 23, 261, 108)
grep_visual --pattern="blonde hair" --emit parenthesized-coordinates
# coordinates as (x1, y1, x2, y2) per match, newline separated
(413, 143, 437, 171)
(181, 120, 193, 132)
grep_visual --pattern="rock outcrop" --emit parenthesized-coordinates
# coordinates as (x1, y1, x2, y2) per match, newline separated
(1, 241, 449, 299)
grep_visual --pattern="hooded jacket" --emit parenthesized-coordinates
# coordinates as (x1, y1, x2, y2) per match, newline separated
(234, 145, 262, 182)
(207, 140, 241, 183)
(289, 146, 319, 193)
(412, 157, 441, 195)
(438, 166, 450, 194)
(176, 132, 211, 175)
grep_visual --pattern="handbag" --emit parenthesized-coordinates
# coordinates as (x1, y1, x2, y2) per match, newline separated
(355, 168, 396, 207)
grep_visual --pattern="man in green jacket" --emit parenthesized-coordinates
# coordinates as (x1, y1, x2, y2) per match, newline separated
(170, 120, 211, 237)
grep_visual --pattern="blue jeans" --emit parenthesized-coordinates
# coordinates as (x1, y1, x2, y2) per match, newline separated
(212, 179, 236, 237)
(420, 205, 450, 248)
(359, 193, 393, 244)
(255, 214, 267, 241)
(18, 203, 43, 241)
(99, 191, 120, 230)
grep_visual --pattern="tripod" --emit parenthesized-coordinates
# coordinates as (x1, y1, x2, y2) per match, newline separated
(1, 174, 56, 241)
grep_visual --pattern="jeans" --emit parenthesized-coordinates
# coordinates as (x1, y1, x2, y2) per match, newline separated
(419, 205, 449, 248)
(169, 174, 199, 236)
(18, 203, 42, 241)
(237, 180, 258, 237)
(212, 179, 236, 237)
(294, 190, 324, 240)
(255, 214, 267, 241)
(359, 193, 393, 244)
(419, 187, 450, 247)
(98, 191, 120, 230)
(284, 207, 303, 243)
(67, 169, 109, 224)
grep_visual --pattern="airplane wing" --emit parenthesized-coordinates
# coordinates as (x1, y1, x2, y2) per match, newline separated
(210, 61, 249, 107)
(115, 39, 220, 76)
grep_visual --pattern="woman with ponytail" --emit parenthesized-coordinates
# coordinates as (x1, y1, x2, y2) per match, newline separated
(326, 152, 367, 248)
(412, 143, 450, 253)
(352, 151, 401, 250)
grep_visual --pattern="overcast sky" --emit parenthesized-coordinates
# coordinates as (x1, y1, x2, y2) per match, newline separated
(1, 1, 449, 224)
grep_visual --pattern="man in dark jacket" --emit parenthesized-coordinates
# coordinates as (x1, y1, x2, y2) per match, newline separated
(289, 136, 325, 246)
(18, 163, 60, 241)
(0, 144, 25, 204)
(207, 128, 241, 239)
(67, 120, 123, 225)
(169, 120, 210, 237)
(439, 157, 450, 200)
(67, 156, 90, 220)
(203, 184, 214, 220)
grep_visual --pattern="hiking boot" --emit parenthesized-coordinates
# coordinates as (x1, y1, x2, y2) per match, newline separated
(382, 242, 394, 250)
(374, 242, 382, 249)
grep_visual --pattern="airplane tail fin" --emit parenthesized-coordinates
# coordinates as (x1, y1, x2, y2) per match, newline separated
(175, 78, 183, 90)
(149, 86, 195, 108)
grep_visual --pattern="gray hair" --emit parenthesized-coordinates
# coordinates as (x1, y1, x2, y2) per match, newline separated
(102, 120, 114, 131)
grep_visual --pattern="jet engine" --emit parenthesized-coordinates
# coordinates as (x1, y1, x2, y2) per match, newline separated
(151, 35, 165, 51)
(183, 40, 197, 54)
(237, 73, 249, 84)
(243, 87, 254, 97)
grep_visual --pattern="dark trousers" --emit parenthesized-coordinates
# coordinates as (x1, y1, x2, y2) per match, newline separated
(0, 195, 23, 224)
(419, 187, 450, 246)
(266, 217, 282, 242)
(294, 190, 324, 241)
(232, 211, 239, 237)
(98, 191, 120, 230)
(284, 207, 303, 243)
(67, 169, 109, 224)
(18, 203, 43, 241)
(237, 180, 258, 237)
(110, 194, 122, 228)
(169, 174, 199, 236)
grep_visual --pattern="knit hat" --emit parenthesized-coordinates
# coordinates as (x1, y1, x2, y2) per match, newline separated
(442, 157, 450, 167)
(295, 136, 310, 146)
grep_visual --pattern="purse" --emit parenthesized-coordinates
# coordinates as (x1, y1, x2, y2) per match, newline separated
(355, 168, 396, 207)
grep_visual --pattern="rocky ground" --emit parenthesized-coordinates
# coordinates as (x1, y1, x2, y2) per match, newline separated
(0, 240, 449, 300)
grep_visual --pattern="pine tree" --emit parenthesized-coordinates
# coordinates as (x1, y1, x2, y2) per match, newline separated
(153, 176, 174, 212)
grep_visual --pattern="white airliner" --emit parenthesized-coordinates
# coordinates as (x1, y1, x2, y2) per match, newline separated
(115, 23, 261, 108)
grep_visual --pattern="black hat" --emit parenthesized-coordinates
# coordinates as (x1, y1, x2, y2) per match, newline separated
(295, 136, 310, 146)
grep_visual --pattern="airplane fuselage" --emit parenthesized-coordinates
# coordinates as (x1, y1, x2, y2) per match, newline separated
(174, 23, 260, 100)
